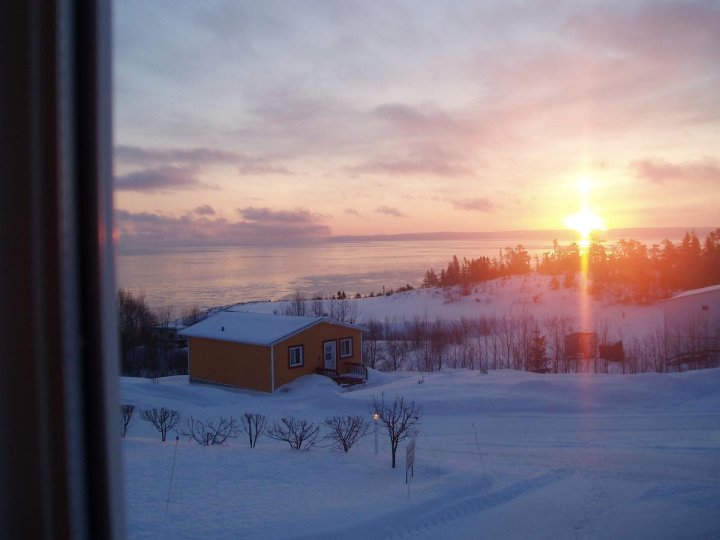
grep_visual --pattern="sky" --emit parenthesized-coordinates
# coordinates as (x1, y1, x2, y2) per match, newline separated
(113, 0, 720, 248)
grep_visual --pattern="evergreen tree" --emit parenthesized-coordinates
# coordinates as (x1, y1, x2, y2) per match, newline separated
(528, 329, 551, 373)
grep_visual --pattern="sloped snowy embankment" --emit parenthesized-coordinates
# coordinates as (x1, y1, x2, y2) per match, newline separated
(122, 369, 720, 540)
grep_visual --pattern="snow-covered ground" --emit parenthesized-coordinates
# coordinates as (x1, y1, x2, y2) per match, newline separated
(122, 369, 720, 539)
(238, 274, 664, 339)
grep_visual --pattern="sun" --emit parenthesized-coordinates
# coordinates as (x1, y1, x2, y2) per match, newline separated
(565, 207, 605, 247)
(565, 178, 606, 247)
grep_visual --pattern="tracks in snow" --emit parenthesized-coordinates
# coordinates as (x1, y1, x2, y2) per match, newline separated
(291, 469, 573, 540)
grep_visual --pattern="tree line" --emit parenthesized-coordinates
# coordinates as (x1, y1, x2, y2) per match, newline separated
(422, 229, 720, 303)
(361, 312, 718, 375)
(118, 289, 205, 377)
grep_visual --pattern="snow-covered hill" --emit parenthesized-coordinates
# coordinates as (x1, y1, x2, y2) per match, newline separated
(122, 368, 720, 539)
(238, 274, 664, 339)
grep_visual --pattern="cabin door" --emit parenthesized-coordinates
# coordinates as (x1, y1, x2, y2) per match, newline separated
(323, 341, 337, 371)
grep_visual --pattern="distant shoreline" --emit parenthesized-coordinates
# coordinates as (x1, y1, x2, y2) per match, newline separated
(117, 226, 717, 253)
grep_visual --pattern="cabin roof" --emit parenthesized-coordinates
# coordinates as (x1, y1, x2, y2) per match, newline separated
(664, 284, 720, 302)
(179, 310, 362, 346)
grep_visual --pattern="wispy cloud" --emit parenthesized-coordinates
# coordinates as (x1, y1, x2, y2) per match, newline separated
(375, 205, 406, 218)
(114, 167, 216, 192)
(631, 157, 720, 184)
(350, 148, 474, 178)
(238, 160, 292, 176)
(452, 197, 497, 213)
(193, 204, 216, 216)
(115, 145, 238, 166)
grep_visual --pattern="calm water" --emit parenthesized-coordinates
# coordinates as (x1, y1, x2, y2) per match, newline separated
(116, 231, 687, 312)
(116, 238, 555, 311)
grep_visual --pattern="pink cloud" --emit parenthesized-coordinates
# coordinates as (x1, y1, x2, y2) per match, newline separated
(375, 205, 406, 218)
(631, 157, 720, 184)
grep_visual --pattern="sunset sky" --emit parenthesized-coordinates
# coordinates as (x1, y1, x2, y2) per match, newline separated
(114, 0, 720, 247)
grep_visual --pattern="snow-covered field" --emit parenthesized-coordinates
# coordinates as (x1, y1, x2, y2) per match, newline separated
(122, 369, 720, 540)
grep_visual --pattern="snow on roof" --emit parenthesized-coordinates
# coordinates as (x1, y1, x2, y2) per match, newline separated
(664, 283, 720, 302)
(179, 310, 358, 346)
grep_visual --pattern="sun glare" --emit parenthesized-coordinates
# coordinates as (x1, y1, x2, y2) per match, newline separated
(565, 178, 606, 247)
(565, 207, 605, 247)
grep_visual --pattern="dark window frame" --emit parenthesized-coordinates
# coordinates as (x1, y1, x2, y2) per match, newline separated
(288, 345, 304, 368)
(1, 2, 123, 538)
(339, 337, 353, 358)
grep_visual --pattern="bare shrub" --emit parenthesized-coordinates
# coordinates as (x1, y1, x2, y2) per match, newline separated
(370, 395, 422, 468)
(140, 407, 181, 442)
(241, 412, 267, 448)
(323, 415, 370, 452)
(267, 417, 320, 450)
(120, 404, 135, 438)
(183, 416, 239, 446)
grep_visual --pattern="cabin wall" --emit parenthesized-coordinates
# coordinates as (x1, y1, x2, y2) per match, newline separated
(188, 337, 272, 392)
(273, 323, 362, 389)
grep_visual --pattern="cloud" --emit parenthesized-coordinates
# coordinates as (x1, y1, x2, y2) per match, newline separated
(114, 167, 216, 192)
(237, 207, 322, 224)
(116, 145, 293, 176)
(344, 208, 362, 217)
(374, 103, 472, 138)
(115, 145, 238, 166)
(452, 198, 497, 213)
(375, 205, 406, 218)
(350, 148, 474, 178)
(630, 157, 720, 185)
(115, 207, 331, 248)
(193, 204, 216, 216)
(238, 160, 292, 176)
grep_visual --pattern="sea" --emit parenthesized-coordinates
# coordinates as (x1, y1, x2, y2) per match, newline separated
(115, 229, 707, 312)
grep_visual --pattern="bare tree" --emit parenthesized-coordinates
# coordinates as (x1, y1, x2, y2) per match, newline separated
(329, 296, 357, 323)
(241, 412, 267, 448)
(140, 407, 181, 442)
(180, 305, 206, 326)
(120, 404, 135, 438)
(183, 416, 239, 446)
(284, 291, 307, 316)
(267, 417, 320, 450)
(311, 296, 325, 317)
(370, 395, 422, 468)
(384, 329, 410, 371)
(362, 318, 385, 369)
(323, 415, 370, 452)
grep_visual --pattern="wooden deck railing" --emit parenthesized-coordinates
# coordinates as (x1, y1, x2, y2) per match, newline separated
(315, 362, 368, 386)
(342, 362, 368, 380)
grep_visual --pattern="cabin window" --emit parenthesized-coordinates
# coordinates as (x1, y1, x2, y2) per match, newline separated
(288, 345, 304, 368)
(340, 337, 353, 358)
